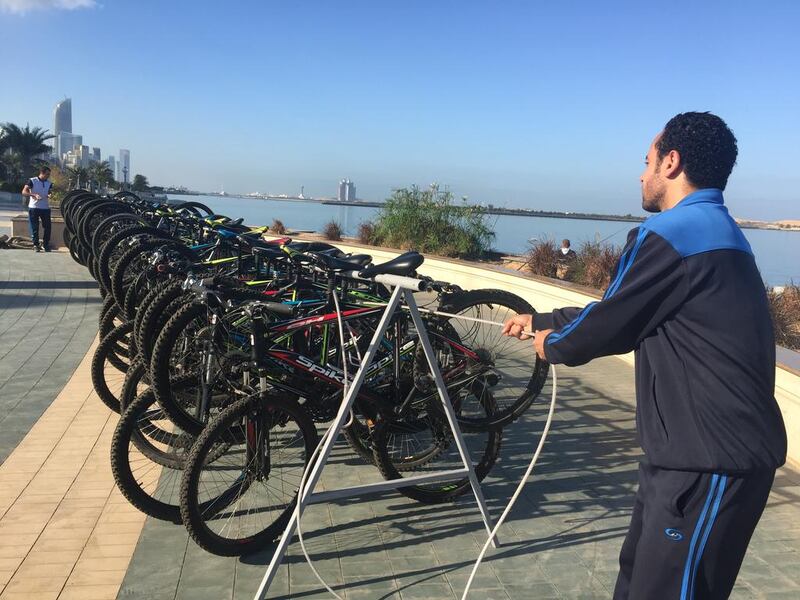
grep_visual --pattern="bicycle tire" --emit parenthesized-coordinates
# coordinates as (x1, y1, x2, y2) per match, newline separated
(97, 225, 170, 292)
(150, 302, 209, 434)
(90, 321, 133, 413)
(437, 288, 549, 430)
(111, 387, 186, 523)
(179, 393, 318, 556)
(134, 280, 188, 365)
(371, 388, 502, 504)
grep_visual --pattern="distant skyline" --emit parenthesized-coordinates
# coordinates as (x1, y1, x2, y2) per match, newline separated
(1, 1, 798, 220)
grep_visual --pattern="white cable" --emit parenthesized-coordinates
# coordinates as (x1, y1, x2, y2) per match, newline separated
(293, 289, 352, 600)
(461, 363, 557, 599)
(290, 297, 556, 600)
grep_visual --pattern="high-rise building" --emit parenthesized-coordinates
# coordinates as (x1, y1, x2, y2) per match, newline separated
(338, 179, 357, 202)
(118, 149, 131, 184)
(56, 132, 82, 160)
(91, 147, 101, 163)
(53, 98, 73, 157)
(76, 145, 91, 168)
(107, 155, 116, 180)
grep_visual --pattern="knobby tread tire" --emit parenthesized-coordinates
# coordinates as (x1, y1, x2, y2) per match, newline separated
(179, 394, 318, 556)
(91, 321, 134, 413)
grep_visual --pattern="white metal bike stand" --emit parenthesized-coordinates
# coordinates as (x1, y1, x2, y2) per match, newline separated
(254, 277, 500, 600)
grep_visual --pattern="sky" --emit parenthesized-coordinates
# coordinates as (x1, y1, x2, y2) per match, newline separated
(1, 0, 798, 220)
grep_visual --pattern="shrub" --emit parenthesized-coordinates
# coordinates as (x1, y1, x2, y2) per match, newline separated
(768, 283, 800, 351)
(270, 219, 287, 235)
(370, 185, 494, 259)
(526, 238, 623, 293)
(525, 239, 559, 278)
(574, 241, 623, 291)
(358, 221, 376, 245)
(322, 220, 343, 241)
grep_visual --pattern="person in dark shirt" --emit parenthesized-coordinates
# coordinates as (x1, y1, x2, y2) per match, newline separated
(556, 238, 577, 279)
(503, 112, 786, 599)
(558, 238, 577, 262)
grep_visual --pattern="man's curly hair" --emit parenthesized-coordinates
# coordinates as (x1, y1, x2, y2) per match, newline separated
(657, 112, 738, 190)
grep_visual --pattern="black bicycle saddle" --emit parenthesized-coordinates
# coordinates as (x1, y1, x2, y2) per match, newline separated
(312, 251, 373, 271)
(358, 251, 423, 278)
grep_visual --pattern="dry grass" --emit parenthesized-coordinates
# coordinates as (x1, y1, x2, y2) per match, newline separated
(358, 221, 376, 245)
(270, 219, 287, 235)
(768, 284, 800, 350)
(322, 220, 343, 241)
(526, 238, 623, 293)
(525, 239, 559, 279)
(573, 241, 623, 291)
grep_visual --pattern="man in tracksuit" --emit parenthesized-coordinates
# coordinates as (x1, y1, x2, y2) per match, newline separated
(503, 112, 786, 599)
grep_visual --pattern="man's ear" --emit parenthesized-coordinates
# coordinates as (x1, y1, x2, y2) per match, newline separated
(661, 149, 683, 179)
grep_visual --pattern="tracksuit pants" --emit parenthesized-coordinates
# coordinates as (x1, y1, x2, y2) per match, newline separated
(28, 208, 52, 248)
(613, 463, 774, 599)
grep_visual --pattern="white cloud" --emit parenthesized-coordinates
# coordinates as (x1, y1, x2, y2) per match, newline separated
(0, 0, 97, 15)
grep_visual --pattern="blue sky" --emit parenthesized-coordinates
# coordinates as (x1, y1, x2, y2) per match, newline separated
(1, 0, 798, 220)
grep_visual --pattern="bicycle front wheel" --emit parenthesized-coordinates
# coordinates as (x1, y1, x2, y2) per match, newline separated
(179, 393, 318, 556)
(437, 289, 549, 429)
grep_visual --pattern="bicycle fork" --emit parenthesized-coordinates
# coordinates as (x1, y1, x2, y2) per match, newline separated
(246, 310, 271, 479)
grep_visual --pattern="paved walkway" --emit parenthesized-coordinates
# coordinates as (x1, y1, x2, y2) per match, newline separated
(0, 251, 798, 599)
(118, 360, 800, 600)
(0, 249, 102, 463)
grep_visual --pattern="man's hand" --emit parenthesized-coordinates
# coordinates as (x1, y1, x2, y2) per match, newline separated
(502, 314, 533, 340)
(32, 193, 41, 200)
(534, 329, 554, 361)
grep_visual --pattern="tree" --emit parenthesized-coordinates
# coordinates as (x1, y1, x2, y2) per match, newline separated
(1, 151, 23, 187)
(0, 128, 8, 182)
(67, 166, 89, 189)
(131, 174, 149, 191)
(371, 184, 495, 259)
(88, 161, 115, 191)
(0, 123, 54, 182)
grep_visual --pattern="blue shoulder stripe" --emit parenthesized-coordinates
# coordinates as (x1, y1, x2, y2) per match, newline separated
(605, 227, 648, 298)
(644, 189, 752, 258)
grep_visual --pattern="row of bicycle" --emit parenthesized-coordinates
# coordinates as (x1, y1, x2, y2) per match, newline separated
(61, 189, 548, 556)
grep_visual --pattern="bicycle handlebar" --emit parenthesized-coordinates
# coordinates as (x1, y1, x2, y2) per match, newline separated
(344, 271, 428, 291)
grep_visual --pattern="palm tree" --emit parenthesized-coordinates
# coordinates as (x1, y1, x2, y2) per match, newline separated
(68, 166, 89, 189)
(0, 123, 54, 182)
(88, 161, 114, 191)
(0, 128, 9, 182)
(131, 174, 149, 191)
(1, 151, 24, 185)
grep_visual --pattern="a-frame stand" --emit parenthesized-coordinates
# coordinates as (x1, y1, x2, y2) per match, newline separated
(254, 278, 499, 599)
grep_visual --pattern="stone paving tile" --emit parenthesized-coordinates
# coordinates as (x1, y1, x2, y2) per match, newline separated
(115, 356, 800, 599)
(0, 250, 146, 600)
(0, 250, 101, 465)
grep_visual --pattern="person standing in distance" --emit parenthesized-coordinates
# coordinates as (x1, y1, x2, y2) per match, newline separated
(503, 112, 786, 599)
(21, 166, 53, 252)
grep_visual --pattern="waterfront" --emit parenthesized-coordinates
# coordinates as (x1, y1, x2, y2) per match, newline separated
(172, 194, 800, 287)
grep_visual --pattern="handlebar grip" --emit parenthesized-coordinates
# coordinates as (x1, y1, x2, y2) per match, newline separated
(344, 271, 427, 291)
(258, 301, 295, 318)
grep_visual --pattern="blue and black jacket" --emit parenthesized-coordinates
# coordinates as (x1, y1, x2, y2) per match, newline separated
(536, 189, 787, 473)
